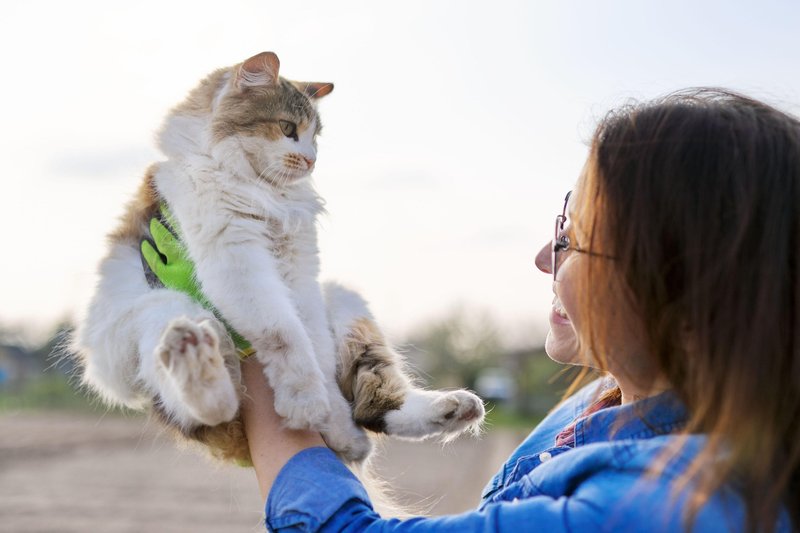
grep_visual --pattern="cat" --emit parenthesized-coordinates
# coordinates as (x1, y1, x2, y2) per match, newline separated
(73, 51, 484, 464)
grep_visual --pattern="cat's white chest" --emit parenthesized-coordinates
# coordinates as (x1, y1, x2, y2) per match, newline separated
(266, 216, 297, 261)
(262, 209, 316, 281)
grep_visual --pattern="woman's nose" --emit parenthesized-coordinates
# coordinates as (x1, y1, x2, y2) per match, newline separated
(535, 241, 552, 274)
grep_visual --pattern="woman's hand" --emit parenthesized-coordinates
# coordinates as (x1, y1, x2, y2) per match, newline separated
(239, 357, 326, 500)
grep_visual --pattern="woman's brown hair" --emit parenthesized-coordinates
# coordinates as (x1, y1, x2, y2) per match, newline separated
(576, 88, 800, 531)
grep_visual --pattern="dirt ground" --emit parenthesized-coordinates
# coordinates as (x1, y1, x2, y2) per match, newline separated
(0, 411, 527, 532)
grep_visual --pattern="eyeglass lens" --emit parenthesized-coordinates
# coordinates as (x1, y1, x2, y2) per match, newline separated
(552, 191, 572, 281)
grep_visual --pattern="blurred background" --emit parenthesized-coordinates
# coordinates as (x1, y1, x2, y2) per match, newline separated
(2, 1, 800, 531)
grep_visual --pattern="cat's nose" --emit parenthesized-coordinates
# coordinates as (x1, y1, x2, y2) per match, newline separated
(303, 156, 316, 169)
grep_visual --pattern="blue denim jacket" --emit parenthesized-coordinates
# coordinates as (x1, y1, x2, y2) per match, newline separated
(265, 380, 791, 532)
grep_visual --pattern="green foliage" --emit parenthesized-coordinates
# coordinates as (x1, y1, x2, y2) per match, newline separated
(0, 374, 95, 412)
(0, 321, 95, 412)
(511, 347, 581, 416)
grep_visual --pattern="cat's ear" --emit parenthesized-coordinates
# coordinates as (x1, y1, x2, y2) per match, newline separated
(236, 52, 280, 89)
(293, 81, 334, 100)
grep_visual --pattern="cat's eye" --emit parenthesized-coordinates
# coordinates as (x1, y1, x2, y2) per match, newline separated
(279, 120, 298, 140)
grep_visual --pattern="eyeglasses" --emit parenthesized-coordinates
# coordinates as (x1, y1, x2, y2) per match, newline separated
(552, 191, 614, 281)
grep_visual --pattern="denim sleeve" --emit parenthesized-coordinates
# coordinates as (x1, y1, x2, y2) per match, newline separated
(265, 447, 576, 532)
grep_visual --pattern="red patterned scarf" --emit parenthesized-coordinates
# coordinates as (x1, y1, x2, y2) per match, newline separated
(555, 387, 622, 448)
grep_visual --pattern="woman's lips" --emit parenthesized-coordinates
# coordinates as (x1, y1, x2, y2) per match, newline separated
(550, 297, 571, 325)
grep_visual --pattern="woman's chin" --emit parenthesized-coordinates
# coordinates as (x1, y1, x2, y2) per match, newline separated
(544, 325, 581, 365)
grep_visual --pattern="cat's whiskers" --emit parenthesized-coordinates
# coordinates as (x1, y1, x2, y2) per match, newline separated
(257, 160, 285, 184)
(276, 166, 293, 189)
(255, 161, 276, 180)
(260, 158, 307, 189)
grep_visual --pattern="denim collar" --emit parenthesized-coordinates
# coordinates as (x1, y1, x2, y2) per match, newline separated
(572, 390, 688, 448)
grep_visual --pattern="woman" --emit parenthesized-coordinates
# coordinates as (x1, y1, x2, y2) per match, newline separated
(153, 89, 799, 530)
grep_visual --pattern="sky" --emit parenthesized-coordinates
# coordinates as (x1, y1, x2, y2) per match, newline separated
(2, 0, 800, 344)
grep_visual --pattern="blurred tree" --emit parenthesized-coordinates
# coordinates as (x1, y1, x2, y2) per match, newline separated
(0, 321, 90, 411)
(405, 310, 503, 390)
(506, 346, 579, 417)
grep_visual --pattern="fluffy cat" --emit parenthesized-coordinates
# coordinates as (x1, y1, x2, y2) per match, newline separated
(73, 51, 484, 464)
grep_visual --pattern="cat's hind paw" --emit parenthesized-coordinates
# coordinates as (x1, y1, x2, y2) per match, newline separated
(156, 317, 239, 427)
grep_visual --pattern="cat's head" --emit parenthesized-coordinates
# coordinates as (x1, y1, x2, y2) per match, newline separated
(161, 51, 333, 188)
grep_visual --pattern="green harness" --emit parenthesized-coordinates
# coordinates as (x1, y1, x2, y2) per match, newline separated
(140, 204, 256, 359)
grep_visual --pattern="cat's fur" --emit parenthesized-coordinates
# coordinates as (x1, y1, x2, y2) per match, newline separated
(73, 52, 484, 464)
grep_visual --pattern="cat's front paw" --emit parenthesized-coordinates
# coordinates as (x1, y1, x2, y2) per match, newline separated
(382, 388, 485, 440)
(323, 424, 372, 463)
(156, 317, 239, 427)
(322, 392, 372, 463)
(271, 375, 331, 430)
(433, 390, 485, 435)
